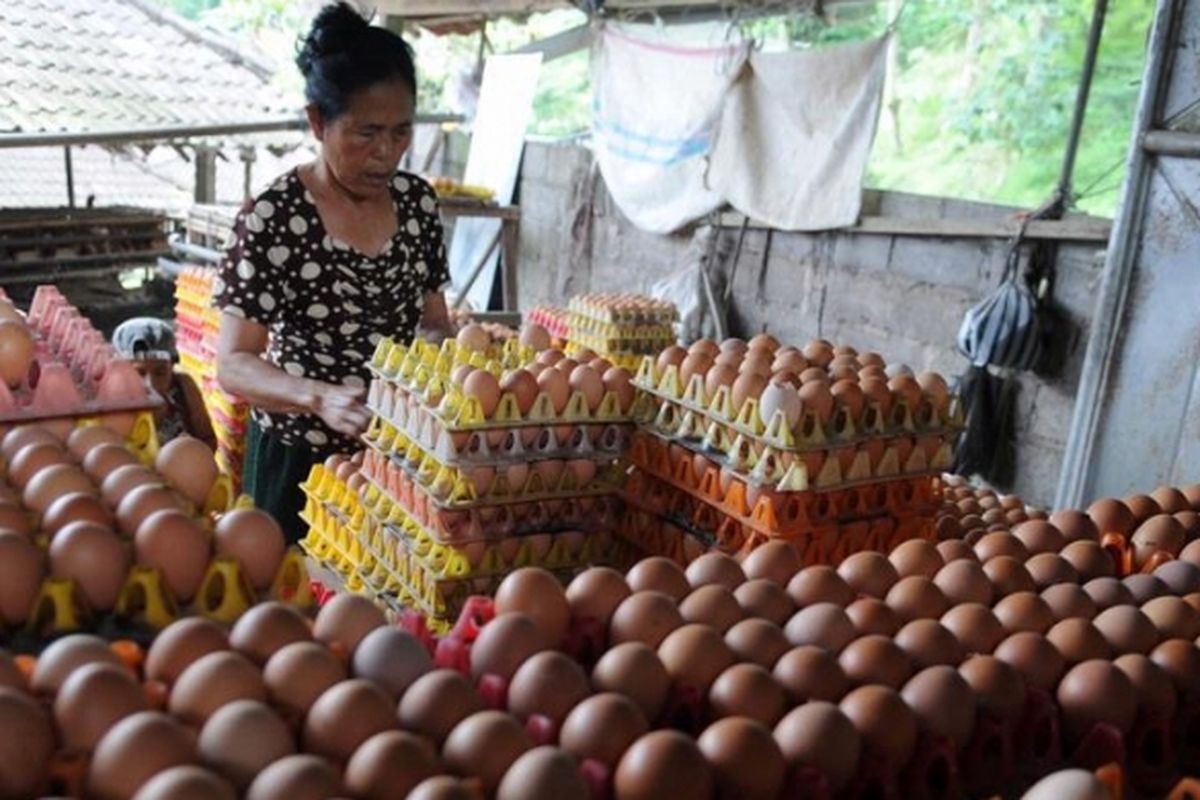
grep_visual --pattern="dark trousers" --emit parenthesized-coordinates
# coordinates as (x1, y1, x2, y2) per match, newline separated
(243, 419, 324, 545)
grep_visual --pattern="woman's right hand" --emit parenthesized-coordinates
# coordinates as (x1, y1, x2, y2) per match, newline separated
(311, 382, 372, 437)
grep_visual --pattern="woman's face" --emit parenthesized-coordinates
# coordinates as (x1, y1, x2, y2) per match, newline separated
(311, 80, 415, 199)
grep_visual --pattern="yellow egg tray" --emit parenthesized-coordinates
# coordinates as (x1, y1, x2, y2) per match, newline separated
(370, 336, 535, 387)
(300, 463, 609, 631)
(566, 295, 678, 326)
(633, 358, 964, 457)
(564, 341, 666, 369)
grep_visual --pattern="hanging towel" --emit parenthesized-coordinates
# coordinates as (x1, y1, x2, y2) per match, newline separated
(591, 25, 749, 234)
(707, 37, 889, 232)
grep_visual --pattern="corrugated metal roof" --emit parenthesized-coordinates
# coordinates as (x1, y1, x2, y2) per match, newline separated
(0, 0, 296, 136)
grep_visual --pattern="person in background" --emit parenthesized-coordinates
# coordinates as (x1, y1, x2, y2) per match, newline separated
(214, 3, 453, 543)
(111, 317, 216, 449)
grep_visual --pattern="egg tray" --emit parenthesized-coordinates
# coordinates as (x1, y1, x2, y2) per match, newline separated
(369, 367, 636, 436)
(305, 459, 621, 544)
(370, 336, 537, 387)
(635, 358, 965, 451)
(525, 306, 571, 340)
(565, 296, 679, 326)
(360, 422, 626, 511)
(632, 417, 952, 501)
(365, 387, 633, 465)
(562, 343, 653, 372)
(566, 329, 677, 356)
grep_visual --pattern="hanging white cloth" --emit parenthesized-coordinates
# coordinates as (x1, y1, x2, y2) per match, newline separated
(591, 25, 749, 234)
(707, 36, 890, 231)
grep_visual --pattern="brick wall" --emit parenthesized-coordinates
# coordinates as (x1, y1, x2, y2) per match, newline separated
(514, 140, 1105, 508)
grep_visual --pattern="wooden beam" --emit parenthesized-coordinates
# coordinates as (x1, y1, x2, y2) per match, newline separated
(716, 211, 1112, 243)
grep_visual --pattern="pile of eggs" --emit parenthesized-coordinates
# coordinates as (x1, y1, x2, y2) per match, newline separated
(0, 288, 149, 433)
(564, 294, 679, 360)
(0, 424, 287, 627)
(652, 334, 952, 434)
(525, 306, 569, 344)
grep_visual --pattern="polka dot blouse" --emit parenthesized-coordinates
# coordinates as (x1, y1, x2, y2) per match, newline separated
(214, 169, 449, 453)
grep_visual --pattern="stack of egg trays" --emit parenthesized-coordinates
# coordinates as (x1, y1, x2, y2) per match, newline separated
(299, 461, 614, 633)
(632, 358, 964, 496)
(525, 305, 570, 342)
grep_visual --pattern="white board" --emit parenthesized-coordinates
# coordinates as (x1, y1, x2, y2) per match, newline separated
(447, 53, 543, 311)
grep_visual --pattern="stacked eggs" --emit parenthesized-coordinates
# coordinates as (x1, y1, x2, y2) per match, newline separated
(622, 335, 959, 566)
(0, 286, 153, 438)
(303, 323, 638, 631)
(175, 266, 250, 491)
(0, 423, 299, 635)
(565, 294, 679, 367)
(525, 305, 570, 346)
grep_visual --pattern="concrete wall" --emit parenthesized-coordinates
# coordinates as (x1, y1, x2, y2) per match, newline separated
(515, 140, 1107, 509)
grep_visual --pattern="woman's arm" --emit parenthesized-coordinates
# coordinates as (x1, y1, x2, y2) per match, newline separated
(216, 313, 372, 436)
(417, 291, 454, 343)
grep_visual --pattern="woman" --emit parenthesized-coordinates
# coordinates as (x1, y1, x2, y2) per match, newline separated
(216, 3, 452, 543)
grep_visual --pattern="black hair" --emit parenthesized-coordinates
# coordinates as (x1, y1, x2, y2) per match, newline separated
(296, 2, 417, 122)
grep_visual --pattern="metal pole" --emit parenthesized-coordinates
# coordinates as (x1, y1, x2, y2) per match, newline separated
(1057, 0, 1110, 204)
(1055, 0, 1182, 509)
(63, 146, 75, 209)
(1142, 129, 1200, 158)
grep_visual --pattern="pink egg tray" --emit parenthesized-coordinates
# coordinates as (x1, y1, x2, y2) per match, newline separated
(0, 286, 163, 424)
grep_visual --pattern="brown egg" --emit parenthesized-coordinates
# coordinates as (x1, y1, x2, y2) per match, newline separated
(1, 427, 61, 463)
(118, 483, 187, 537)
(100, 464, 157, 507)
(1011, 520, 1065, 556)
(134, 766, 237, 800)
(156, 435, 218, 508)
(311, 594, 385, 657)
(0, 503, 33, 538)
(958, 655, 1026, 721)
(717, 618, 783, 669)
(786, 565, 855, 608)
(230, 603, 312, 667)
(840, 685, 917, 767)
(708, 663, 787, 725)
(198, 700, 295, 791)
(145, 618, 230, 685)
(1142, 596, 1200, 641)
(344, 730, 440, 800)
(1132, 514, 1187, 568)
(507, 651, 590, 724)
(462, 370, 502, 418)
(0, 531, 43, 625)
(940, 603, 1005, 655)
(733, 579, 794, 626)
(685, 553, 745, 591)
(169, 651, 267, 726)
(442, 710, 533, 794)
(42, 492, 115, 539)
(66, 425, 124, 461)
(470, 612, 544, 681)
(9, 441, 71, 488)
(983, 556, 1035, 597)
(773, 646, 848, 703)
(973, 531, 1028, 563)
(1048, 510, 1099, 543)
(496, 747, 589, 800)
(55, 662, 148, 752)
(889, 539, 944, 580)
(901, 666, 975, 747)
(1093, 605, 1159, 656)
(1156, 560, 1200, 595)
(1042, 584, 1098, 621)
(1125, 494, 1162, 523)
(797, 381, 835, 423)
(1046, 619, 1110, 666)
(49, 522, 129, 612)
(703, 364, 738, 402)
(837, 552, 899, 599)
(32, 634, 123, 695)
(559, 692, 647, 767)
(262, 641, 345, 730)
(1150, 639, 1200, 696)
(0, 688, 54, 797)
(615, 730, 713, 800)
(389, 668, 476, 748)
(350, 627, 432, 701)
(679, 585, 743, 633)
(729, 373, 767, 415)
(1088, 498, 1135, 537)
(1125, 573, 1167, 604)
(592, 642, 671, 722)
(494, 567, 570, 649)
(1083, 576, 1135, 611)
(24, 463, 95, 514)
(83, 443, 140, 484)
(847, 597, 903, 636)
(1175, 511, 1200, 541)
(1151, 486, 1191, 514)
(1057, 660, 1137, 745)
(738, 541, 800, 588)
(609, 591, 684, 649)
(244, 755, 341, 800)
(214, 509, 286, 591)
(933, 560, 992, 606)
(626, 557, 689, 600)
(994, 592, 1055, 635)
(993, 632, 1065, 691)
(658, 624, 735, 694)
(88, 711, 195, 800)
(936, 539, 977, 563)
(838, 635, 912, 689)
(697, 717, 785, 800)
(772, 702, 860, 792)
(1059, 540, 1115, 582)
(302, 679, 395, 765)
(885, 576, 949, 622)
(135, 510, 211, 603)
(738, 351, 773, 379)
(656, 345, 688, 373)
(784, 603, 856, 652)
(1114, 653, 1178, 720)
